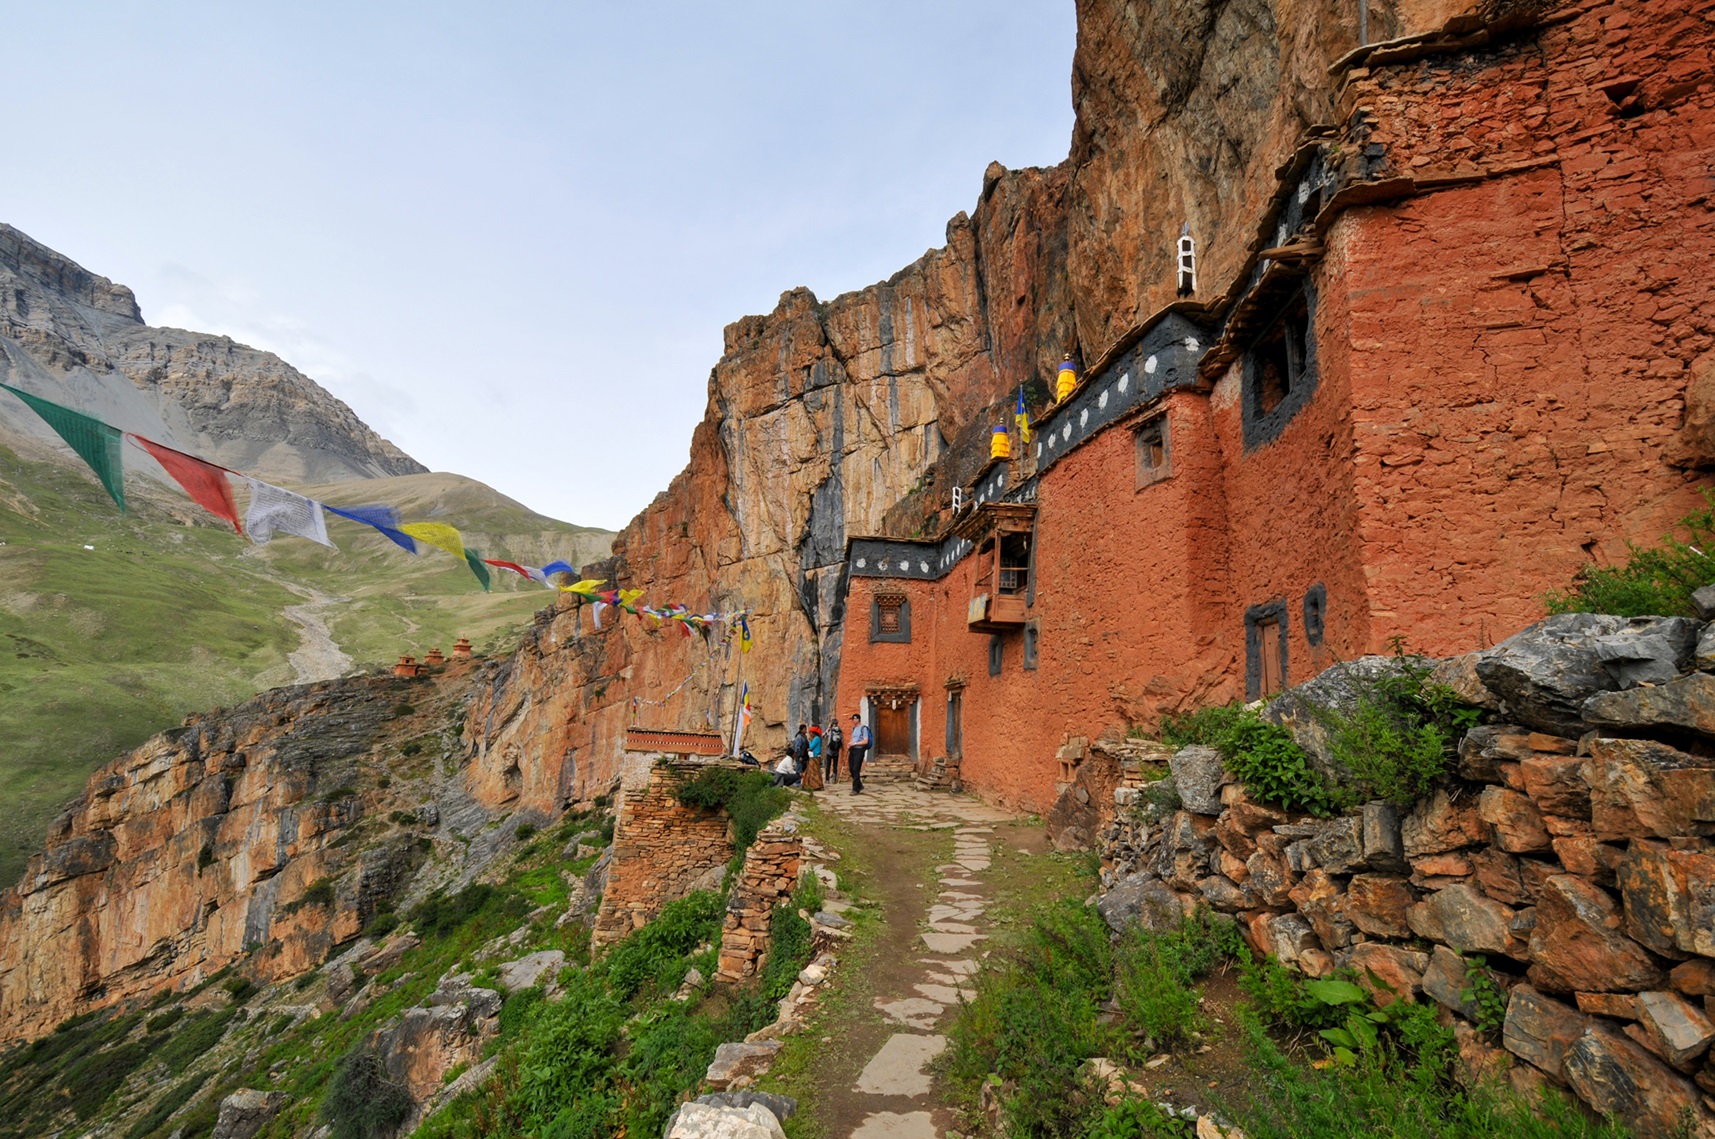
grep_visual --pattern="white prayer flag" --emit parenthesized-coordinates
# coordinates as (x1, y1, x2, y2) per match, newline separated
(245, 478, 334, 547)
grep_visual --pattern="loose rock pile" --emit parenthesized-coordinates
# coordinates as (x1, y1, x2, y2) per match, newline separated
(1097, 614, 1715, 1135)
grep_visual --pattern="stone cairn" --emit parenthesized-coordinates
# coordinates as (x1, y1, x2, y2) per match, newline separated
(1095, 613, 1715, 1136)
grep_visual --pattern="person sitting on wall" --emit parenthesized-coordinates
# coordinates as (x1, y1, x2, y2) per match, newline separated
(824, 718, 843, 782)
(847, 712, 871, 794)
(772, 749, 801, 788)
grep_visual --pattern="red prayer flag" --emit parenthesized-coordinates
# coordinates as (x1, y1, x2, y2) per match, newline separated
(483, 558, 534, 580)
(130, 435, 243, 534)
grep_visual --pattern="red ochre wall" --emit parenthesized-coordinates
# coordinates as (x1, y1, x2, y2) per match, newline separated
(836, 0, 1715, 815)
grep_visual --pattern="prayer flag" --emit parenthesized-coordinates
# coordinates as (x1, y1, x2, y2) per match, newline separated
(325, 504, 417, 553)
(399, 522, 465, 561)
(739, 614, 752, 653)
(130, 434, 241, 533)
(245, 478, 333, 546)
(557, 578, 606, 597)
(482, 558, 535, 581)
(2, 384, 126, 510)
(541, 560, 577, 578)
(463, 548, 492, 592)
(731, 682, 752, 757)
(1015, 386, 1031, 444)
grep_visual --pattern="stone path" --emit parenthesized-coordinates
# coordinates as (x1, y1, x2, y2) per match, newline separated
(817, 782, 1014, 1138)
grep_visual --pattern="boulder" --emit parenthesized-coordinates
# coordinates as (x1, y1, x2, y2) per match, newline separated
(211, 1089, 288, 1139)
(1635, 990, 1715, 1067)
(1422, 944, 1485, 1020)
(1304, 815, 1364, 874)
(1582, 737, 1715, 840)
(1263, 656, 1421, 782)
(1699, 623, 1715, 672)
(1347, 943, 1428, 1006)
(1345, 874, 1416, 938)
(1583, 671, 1715, 738)
(496, 950, 564, 993)
(1227, 800, 1289, 836)
(1243, 848, 1294, 907)
(1474, 614, 1701, 736)
(1407, 883, 1524, 958)
(1429, 651, 1503, 711)
(1196, 874, 1255, 912)
(1551, 836, 1623, 886)
(1527, 875, 1665, 995)
(1098, 872, 1192, 934)
(1148, 811, 1213, 889)
(704, 1041, 782, 1091)
(1563, 1026, 1705, 1135)
(372, 1002, 493, 1104)
(1518, 754, 1591, 820)
(1168, 746, 1228, 815)
(1289, 868, 1355, 949)
(1402, 790, 1485, 857)
(1361, 801, 1406, 872)
(1696, 583, 1715, 622)
(695, 1091, 797, 1120)
(1265, 913, 1320, 967)
(1502, 984, 1588, 1081)
(1478, 787, 1552, 854)
(1671, 959, 1715, 997)
(1615, 844, 1715, 958)
(665, 1101, 788, 1139)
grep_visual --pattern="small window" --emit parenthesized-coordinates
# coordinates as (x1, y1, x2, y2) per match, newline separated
(871, 594, 910, 643)
(1253, 293, 1309, 415)
(1135, 414, 1171, 488)
(988, 634, 1004, 676)
(1023, 621, 1038, 670)
(1303, 583, 1327, 646)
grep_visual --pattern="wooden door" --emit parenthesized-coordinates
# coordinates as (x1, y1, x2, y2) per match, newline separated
(1257, 620, 1283, 696)
(875, 702, 912, 757)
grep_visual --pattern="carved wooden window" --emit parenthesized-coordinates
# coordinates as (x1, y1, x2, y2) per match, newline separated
(871, 593, 910, 643)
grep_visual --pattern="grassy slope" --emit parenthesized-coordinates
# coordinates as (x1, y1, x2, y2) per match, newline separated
(0, 445, 613, 885)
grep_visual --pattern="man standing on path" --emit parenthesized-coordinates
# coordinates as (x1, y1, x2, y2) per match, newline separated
(847, 712, 871, 794)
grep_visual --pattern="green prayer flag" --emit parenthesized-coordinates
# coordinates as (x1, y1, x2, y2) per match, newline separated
(1, 384, 126, 511)
(463, 548, 492, 592)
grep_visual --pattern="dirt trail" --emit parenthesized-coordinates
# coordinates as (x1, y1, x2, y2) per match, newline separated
(281, 587, 354, 683)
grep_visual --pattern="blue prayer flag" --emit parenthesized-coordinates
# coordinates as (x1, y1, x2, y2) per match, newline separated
(325, 504, 418, 554)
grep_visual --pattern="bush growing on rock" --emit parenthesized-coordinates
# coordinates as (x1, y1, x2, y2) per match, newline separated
(1548, 489, 1715, 618)
(320, 1046, 413, 1139)
(1164, 703, 1346, 816)
(673, 767, 789, 850)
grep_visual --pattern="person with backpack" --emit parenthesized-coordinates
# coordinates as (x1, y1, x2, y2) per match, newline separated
(847, 712, 871, 794)
(824, 718, 843, 782)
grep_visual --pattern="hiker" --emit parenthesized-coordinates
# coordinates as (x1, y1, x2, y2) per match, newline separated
(847, 712, 871, 794)
(824, 718, 843, 782)
(772, 749, 800, 787)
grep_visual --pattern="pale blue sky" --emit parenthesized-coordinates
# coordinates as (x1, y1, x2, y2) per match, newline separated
(4, 2, 1076, 530)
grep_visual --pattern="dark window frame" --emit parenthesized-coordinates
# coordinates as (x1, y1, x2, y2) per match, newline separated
(1134, 410, 1172, 489)
(1244, 601, 1290, 701)
(1303, 583, 1327, 647)
(945, 687, 963, 757)
(870, 592, 911, 644)
(1022, 620, 1039, 670)
(1241, 281, 1319, 450)
(988, 634, 1004, 676)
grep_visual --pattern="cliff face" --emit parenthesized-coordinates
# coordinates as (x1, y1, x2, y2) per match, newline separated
(0, 667, 511, 1043)
(0, 223, 425, 484)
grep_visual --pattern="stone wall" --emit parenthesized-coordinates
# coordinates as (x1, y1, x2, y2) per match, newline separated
(715, 818, 805, 983)
(1096, 615, 1715, 1135)
(590, 758, 736, 949)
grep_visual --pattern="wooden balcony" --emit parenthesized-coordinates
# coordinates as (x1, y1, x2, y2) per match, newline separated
(957, 502, 1036, 632)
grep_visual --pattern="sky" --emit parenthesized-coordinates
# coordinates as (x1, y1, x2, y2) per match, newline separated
(3, 2, 1077, 531)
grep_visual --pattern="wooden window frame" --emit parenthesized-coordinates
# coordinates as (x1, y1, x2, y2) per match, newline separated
(870, 592, 911, 644)
(1134, 410, 1172, 489)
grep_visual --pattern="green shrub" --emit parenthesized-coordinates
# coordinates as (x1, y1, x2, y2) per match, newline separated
(156, 1008, 238, 1075)
(1216, 708, 1348, 817)
(758, 877, 824, 1002)
(673, 768, 788, 850)
(391, 703, 416, 717)
(1112, 912, 1241, 1049)
(410, 883, 525, 940)
(64, 1039, 150, 1119)
(223, 976, 257, 1003)
(1160, 702, 1250, 749)
(1319, 645, 1479, 810)
(1085, 1097, 1194, 1138)
(499, 986, 546, 1037)
(364, 910, 400, 939)
(146, 1008, 184, 1033)
(512, 970, 627, 1132)
(320, 1047, 413, 1139)
(599, 891, 724, 1002)
(1549, 489, 1715, 618)
(124, 1071, 209, 1139)
(515, 823, 538, 841)
(1460, 955, 1509, 1038)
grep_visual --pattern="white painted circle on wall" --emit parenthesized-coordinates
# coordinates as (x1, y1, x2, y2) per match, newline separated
(1145, 356, 1157, 375)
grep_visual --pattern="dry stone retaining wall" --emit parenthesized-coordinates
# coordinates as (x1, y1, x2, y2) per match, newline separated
(1097, 615, 1715, 1135)
(591, 758, 735, 948)
(716, 818, 804, 982)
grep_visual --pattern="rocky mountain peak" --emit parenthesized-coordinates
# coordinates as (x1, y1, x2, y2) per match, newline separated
(0, 223, 142, 323)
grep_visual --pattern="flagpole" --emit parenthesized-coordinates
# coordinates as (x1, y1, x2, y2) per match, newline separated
(727, 622, 745, 756)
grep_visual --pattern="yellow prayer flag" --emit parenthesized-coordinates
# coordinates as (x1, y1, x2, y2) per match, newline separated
(399, 522, 466, 561)
(557, 578, 606, 597)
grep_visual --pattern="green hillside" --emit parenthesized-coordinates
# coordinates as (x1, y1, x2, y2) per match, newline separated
(0, 445, 613, 886)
